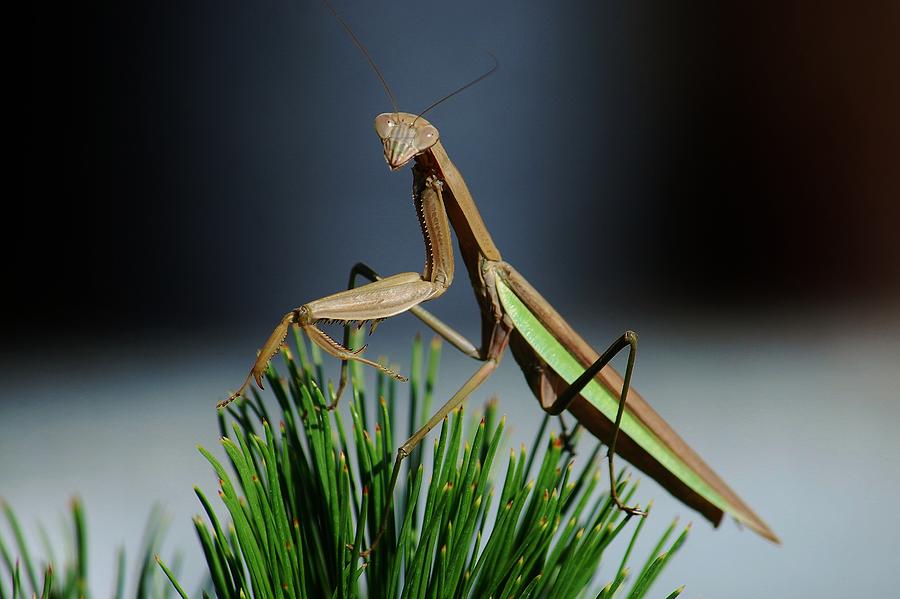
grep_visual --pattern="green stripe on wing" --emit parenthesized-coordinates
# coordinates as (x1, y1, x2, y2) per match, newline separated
(496, 277, 748, 525)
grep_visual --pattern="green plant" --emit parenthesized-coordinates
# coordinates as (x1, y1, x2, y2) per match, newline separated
(0, 499, 176, 599)
(1, 329, 688, 598)
(164, 329, 687, 598)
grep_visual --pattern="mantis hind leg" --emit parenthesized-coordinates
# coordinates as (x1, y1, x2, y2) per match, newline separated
(547, 331, 647, 518)
(556, 413, 582, 455)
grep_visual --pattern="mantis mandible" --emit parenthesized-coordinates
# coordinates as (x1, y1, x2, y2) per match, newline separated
(220, 5, 779, 546)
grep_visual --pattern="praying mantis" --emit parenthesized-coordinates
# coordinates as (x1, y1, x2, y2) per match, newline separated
(220, 5, 779, 546)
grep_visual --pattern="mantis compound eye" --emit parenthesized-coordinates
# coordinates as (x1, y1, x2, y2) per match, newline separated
(414, 125, 439, 152)
(374, 113, 396, 139)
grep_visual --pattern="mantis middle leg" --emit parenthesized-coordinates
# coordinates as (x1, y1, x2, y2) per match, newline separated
(361, 342, 504, 556)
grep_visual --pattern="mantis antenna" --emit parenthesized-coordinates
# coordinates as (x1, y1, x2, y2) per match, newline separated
(324, 0, 497, 121)
(323, 0, 400, 114)
(414, 52, 499, 122)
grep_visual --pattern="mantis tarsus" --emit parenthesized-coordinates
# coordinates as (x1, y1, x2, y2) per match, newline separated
(221, 5, 780, 547)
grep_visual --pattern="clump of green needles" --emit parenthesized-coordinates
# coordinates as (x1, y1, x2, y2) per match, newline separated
(1, 329, 688, 598)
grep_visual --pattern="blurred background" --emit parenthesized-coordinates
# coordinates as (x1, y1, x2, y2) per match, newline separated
(9, 0, 899, 596)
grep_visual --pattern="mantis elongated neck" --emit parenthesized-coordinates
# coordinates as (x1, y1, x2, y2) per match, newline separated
(424, 141, 502, 265)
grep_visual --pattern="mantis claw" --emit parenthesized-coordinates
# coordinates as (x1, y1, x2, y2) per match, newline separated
(216, 394, 238, 410)
(369, 318, 383, 335)
(218, 374, 253, 409)
(219, 313, 296, 409)
(618, 504, 648, 518)
(305, 323, 407, 382)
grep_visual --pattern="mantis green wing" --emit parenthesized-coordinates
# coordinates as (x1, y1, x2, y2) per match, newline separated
(496, 275, 779, 543)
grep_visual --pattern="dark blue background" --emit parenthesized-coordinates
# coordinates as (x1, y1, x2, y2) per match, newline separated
(17, 1, 899, 341)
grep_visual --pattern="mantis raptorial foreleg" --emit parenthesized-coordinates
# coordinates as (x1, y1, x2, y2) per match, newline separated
(221, 174, 454, 410)
(332, 261, 482, 406)
(219, 278, 424, 408)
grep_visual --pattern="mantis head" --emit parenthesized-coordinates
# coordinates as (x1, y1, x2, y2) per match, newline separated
(375, 112, 439, 170)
